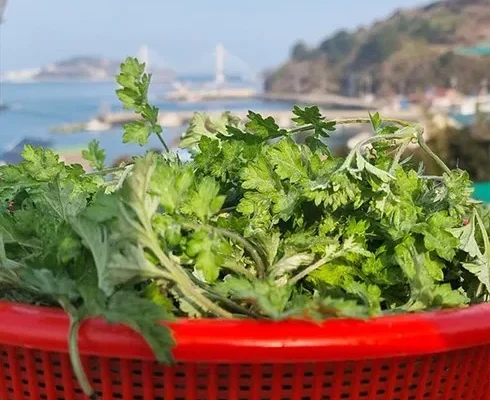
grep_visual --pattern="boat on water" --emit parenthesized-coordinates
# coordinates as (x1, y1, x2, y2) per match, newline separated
(85, 118, 111, 132)
(163, 81, 258, 102)
(164, 85, 258, 102)
(50, 118, 111, 134)
(0, 100, 8, 112)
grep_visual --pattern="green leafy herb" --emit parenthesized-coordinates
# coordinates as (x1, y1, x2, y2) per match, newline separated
(82, 140, 106, 171)
(0, 56, 488, 399)
(116, 57, 169, 151)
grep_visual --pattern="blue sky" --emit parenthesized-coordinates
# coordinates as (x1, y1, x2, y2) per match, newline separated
(1, 0, 429, 73)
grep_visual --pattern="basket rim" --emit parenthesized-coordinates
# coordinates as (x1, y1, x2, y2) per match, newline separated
(0, 301, 489, 363)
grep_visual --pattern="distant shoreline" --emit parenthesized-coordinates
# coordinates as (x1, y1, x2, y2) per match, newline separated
(0, 79, 116, 85)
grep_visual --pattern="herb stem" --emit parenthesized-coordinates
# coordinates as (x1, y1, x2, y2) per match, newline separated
(338, 130, 417, 172)
(58, 297, 96, 399)
(68, 317, 97, 399)
(416, 128, 452, 175)
(87, 165, 132, 176)
(223, 262, 256, 281)
(184, 223, 266, 280)
(218, 206, 237, 214)
(419, 175, 445, 181)
(475, 211, 490, 256)
(288, 256, 330, 286)
(288, 125, 316, 134)
(206, 292, 263, 318)
(155, 131, 171, 153)
(147, 240, 234, 319)
(189, 276, 262, 318)
(389, 140, 411, 175)
(335, 118, 411, 127)
(288, 117, 411, 136)
(212, 227, 266, 279)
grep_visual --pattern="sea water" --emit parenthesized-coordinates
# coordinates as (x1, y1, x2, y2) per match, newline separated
(0, 81, 357, 164)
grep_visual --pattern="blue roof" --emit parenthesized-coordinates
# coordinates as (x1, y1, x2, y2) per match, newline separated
(455, 44, 490, 56)
(449, 113, 476, 128)
(474, 182, 490, 203)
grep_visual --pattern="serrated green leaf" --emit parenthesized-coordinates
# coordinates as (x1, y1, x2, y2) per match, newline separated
(36, 179, 87, 221)
(186, 230, 231, 282)
(395, 238, 435, 309)
(71, 216, 110, 291)
(423, 252, 444, 281)
(269, 253, 314, 280)
(450, 214, 481, 258)
(461, 212, 490, 294)
(150, 162, 194, 214)
(83, 192, 120, 223)
(104, 244, 165, 295)
(143, 281, 174, 312)
(245, 111, 286, 139)
(105, 291, 175, 363)
(462, 260, 490, 294)
(305, 136, 331, 155)
(355, 152, 393, 183)
(20, 145, 64, 181)
(236, 191, 273, 230)
(292, 105, 336, 138)
(414, 211, 459, 261)
(82, 140, 106, 171)
(343, 281, 382, 315)
(123, 121, 152, 145)
(432, 284, 469, 308)
(21, 269, 79, 300)
(241, 154, 278, 193)
(182, 177, 225, 222)
(217, 276, 292, 318)
(369, 112, 382, 132)
(268, 138, 308, 183)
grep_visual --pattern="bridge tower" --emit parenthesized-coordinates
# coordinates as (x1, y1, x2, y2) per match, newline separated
(0, 0, 7, 24)
(138, 44, 150, 71)
(215, 43, 226, 86)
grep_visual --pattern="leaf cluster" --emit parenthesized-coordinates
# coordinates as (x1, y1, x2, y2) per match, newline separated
(0, 58, 488, 398)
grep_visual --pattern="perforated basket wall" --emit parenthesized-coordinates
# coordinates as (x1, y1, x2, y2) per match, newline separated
(0, 344, 488, 400)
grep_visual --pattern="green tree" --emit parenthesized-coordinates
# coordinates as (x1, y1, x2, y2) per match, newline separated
(355, 27, 400, 68)
(291, 41, 311, 61)
(319, 30, 356, 65)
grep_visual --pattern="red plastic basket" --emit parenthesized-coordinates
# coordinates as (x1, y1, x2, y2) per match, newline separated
(0, 302, 489, 400)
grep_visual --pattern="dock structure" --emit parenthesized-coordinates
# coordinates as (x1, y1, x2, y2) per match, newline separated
(164, 87, 258, 102)
(163, 90, 380, 108)
(97, 107, 421, 129)
(259, 92, 381, 110)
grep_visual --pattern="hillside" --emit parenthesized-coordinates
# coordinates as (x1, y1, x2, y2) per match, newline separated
(265, 0, 490, 96)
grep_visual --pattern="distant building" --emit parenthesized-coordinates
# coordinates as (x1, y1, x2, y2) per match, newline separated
(426, 87, 464, 112)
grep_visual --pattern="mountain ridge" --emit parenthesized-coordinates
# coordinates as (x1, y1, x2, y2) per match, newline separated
(2, 56, 175, 83)
(265, 0, 490, 96)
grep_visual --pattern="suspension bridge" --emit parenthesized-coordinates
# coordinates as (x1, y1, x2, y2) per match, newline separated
(52, 45, 399, 134)
(133, 44, 380, 108)
(136, 44, 262, 86)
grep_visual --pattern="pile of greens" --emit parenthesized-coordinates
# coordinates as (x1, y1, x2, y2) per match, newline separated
(1, 58, 489, 398)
